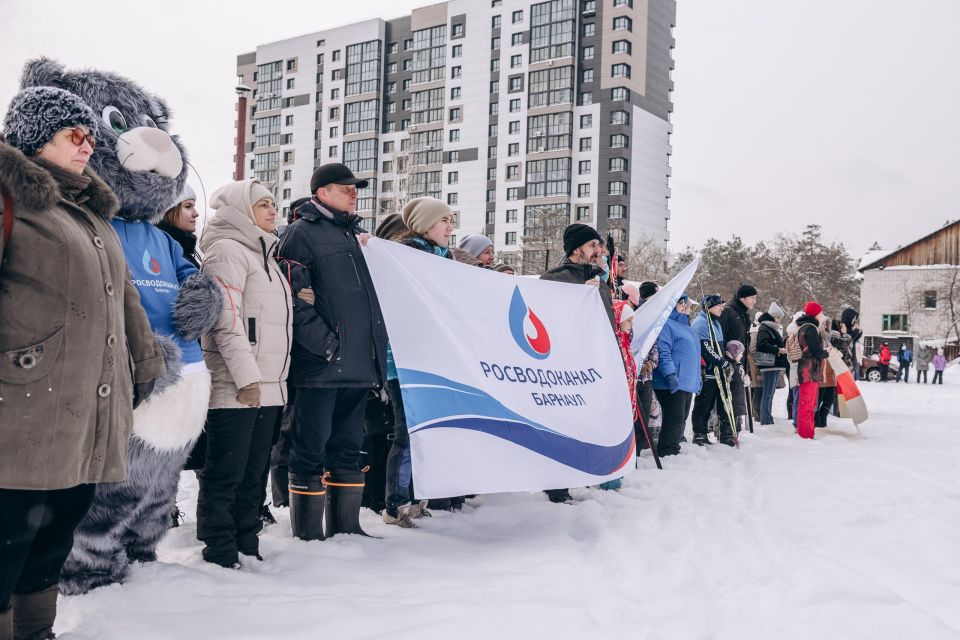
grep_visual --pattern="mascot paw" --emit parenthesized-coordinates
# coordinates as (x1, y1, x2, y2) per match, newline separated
(59, 562, 129, 596)
(153, 332, 183, 396)
(174, 272, 223, 341)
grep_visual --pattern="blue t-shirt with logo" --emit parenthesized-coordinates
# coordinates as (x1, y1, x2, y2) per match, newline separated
(111, 219, 203, 365)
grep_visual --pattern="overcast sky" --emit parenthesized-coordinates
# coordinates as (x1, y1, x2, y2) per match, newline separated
(2, 0, 958, 258)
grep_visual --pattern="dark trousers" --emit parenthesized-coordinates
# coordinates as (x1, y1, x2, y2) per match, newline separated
(269, 386, 296, 507)
(760, 370, 779, 424)
(197, 406, 279, 564)
(289, 387, 369, 475)
(815, 387, 836, 427)
(654, 389, 693, 457)
(917, 369, 928, 383)
(384, 379, 413, 511)
(691, 377, 731, 437)
(897, 364, 911, 382)
(635, 380, 654, 449)
(0, 484, 95, 610)
(933, 370, 944, 384)
(880, 364, 890, 381)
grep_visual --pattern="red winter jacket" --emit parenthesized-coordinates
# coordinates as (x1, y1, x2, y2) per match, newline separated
(879, 345, 892, 365)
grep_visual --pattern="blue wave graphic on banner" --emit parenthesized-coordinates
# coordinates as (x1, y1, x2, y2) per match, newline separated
(399, 369, 634, 476)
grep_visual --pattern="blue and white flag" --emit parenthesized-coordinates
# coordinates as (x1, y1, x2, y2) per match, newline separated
(630, 258, 700, 365)
(363, 238, 636, 498)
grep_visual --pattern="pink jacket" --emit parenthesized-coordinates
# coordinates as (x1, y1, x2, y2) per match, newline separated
(933, 353, 947, 371)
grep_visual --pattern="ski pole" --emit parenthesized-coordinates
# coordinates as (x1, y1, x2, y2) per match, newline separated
(636, 406, 663, 470)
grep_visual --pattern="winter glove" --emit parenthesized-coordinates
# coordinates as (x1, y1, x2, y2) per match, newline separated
(133, 379, 156, 410)
(236, 382, 261, 408)
(666, 373, 679, 394)
(297, 287, 316, 306)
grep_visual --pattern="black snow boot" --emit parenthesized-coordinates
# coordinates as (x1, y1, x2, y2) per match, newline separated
(258, 503, 277, 526)
(170, 504, 184, 529)
(271, 463, 289, 508)
(324, 470, 370, 537)
(692, 432, 713, 446)
(288, 473, 326, 541)
(427, 498, 453, 511)
(545, 489, 573, 504)
(12, 585, 58, 640)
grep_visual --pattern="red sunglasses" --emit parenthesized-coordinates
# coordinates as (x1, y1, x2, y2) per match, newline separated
(66, 127, 96, 150)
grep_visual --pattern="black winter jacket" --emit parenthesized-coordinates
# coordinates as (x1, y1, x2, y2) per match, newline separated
(719, 299, 752, 353)
(276, 199, 388, 389)
(755, 314, 787, 370)
(156, 221, 200, 268)
(540, 258, 617, 331)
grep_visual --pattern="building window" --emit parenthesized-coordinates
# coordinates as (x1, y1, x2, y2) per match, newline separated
(924, 290, 937, 309)
(530, 0, 576, 62)
(579, 114, 592, 129)
(488, 144, 498, 158)
(490, 80, 500, 93)
(582, 23, 595, 37)
(882, 314, 909, 332)
(345, 40, 382, 96)
(526, 157, 571, 197)
(509, 120, 520, 134)
(328, 145, 338, 157)
(489, 123, 499, 136)
(579, 137, 592, 151)
(506, 231, 517, 245)
(402, 98, 412, 111)
(491, 36, 501, 50)
(329, 126, 339, 138)
(490, 103, 499, 116)
(255, 115, 281, 148)
(487, 167, 497, 180)
(451, 87, 462, 100)
(450, 107, 462, 121)
(412, 87, 444, 124)
(610, 228, 626, 243)
(576, 205, 590, 221)
(612, 87, 630, 101)
(255, 61, 282, 111)
(610, 134, 629, 148)
(583, 45, 594, 60)
(578, 160, 591, 174)
(382, 160, 394, 173)
(329, 107, 340, 119)
(492, 15, 502, 28)
(284, 115, 294, 127)
(253, 151, 279, 183)
(450, 44, 462, 59)
(511, 54, 522, 68)
(286, 78, 296, 89)
(412, 25, 447, 84)
(387, 82, 397, 94)
(506, 187, 521, 200)
(453, 23, 464, 38)
(577, 183, 590, 197)
(613, 0, 633, 7)
(411, 129, 443, 165)
(608, 204, 626, 219)
(449, 129, 460, 142)
(581, 69, 594, 83)
(330, 88, 340, 100)
(387, 42, 397, 53)
(613, 16, 632, 31)
(451, 66, 462, 79)
(508, 76, 523, 92)
(387, 101, 397, 113)
(448, 171, 459, 184)
(528, 65, 574, 108)
(609, 157, 628, 172)
(332, 69, 344, 81)
(402, 79, 411, 90)
(506, 164, 520, 179)
(383, 141, 395, 153)
(510, 98, 521, 112)
(491, 59, 500, 73)
(527, 112, 572, 152)
(506, 209, 518, 223)
(344, 98, 379, 134)
(342, 138, 377, 173)
(581, 92, 593, 105)
(486, 211, 496, 224)
(611, 110, 630, 125)
(608, 181, 627, 195)
(487, 189, 496, 203)
(513, 9, 523, 22)
(283, 169, 292, 181)
(611, 63, 631, 78)
(508, 142, 520, 156)
(404, 39, 413, 51)
(613, 39, 632, 55)
(449, 150, 460, 163)
(512, 32, 524, 46)
(447, 193, 459, 206)
(381, 180, 394, 192)
(409, 170, 442, 199)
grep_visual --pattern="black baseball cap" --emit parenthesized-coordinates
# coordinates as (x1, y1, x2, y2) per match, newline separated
(310, 163, 369, 194)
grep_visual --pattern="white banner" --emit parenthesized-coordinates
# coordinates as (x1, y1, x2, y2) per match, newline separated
(631, 258, 700, 363)
(363, 238, 636, 498)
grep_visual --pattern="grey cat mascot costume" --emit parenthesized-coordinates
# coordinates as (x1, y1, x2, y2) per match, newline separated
(18, 59, 222, 595)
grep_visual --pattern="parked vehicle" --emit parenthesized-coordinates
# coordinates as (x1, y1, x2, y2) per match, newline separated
(861, 354, 900, 382)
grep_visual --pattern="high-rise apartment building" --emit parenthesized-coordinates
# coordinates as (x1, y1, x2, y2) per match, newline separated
(235, 0, 675, 269)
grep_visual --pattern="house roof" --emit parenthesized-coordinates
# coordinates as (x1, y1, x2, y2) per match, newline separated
(858, 219, 960, 272)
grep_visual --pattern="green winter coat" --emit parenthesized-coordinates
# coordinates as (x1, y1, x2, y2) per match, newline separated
(0, 140, 164, 490)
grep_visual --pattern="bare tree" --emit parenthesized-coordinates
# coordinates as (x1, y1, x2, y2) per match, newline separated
(519, 205, 570, 275)
(625, 234, 674, 283)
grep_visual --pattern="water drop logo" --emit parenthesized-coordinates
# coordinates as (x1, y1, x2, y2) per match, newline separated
(141, 249, 161, 275)
(509, 286, 551, 360)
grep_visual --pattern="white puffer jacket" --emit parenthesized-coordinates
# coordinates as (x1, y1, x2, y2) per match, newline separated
(200, 180, 292, 408)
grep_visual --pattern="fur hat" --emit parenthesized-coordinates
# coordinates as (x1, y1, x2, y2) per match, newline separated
(768, 301, 786, 320)
(736, 284, 758, 300)
(726, 340, 745, 360)
(458, 233, 493, 258)
(3, 86, 98, 156)
(804, 301, 823, 318)
(701, 293, 724, 310)
(621, 283, 640, 307)
(562, 223, 604, 257)
(638, 281, 659, 300)
(402, 196, 451, 235)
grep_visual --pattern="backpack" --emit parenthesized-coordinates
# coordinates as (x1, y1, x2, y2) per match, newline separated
(786, 332, 803, 362)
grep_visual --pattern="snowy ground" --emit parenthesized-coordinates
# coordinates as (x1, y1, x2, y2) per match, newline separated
(58, 369, 960, 640)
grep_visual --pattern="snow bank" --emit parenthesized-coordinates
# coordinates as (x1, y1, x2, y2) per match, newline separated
(56, 376, 960, 640)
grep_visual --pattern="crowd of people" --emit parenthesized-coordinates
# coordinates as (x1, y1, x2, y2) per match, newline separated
(0, 86, 952, 640)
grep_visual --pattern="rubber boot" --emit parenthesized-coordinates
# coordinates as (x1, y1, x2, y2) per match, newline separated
(288, 473, 326, 541)
(324, 470, 370, 537)
(1, 607, 12, 640)
(11, 585, 57, 640)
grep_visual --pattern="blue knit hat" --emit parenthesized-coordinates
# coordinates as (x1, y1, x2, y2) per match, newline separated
(3, 86, 98, 156)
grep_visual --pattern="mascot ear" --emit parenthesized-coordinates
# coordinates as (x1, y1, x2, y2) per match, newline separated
(21, 57, 67, 90)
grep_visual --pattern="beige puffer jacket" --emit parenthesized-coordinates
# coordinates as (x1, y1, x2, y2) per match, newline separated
(200, 180, 292, 409)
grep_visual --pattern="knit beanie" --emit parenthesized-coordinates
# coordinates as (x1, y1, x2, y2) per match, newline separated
(768, 301, 786, 320)
(167, 184, 196, 212)
(701, 293, 723, 310)
(402, 196, 451, 235)
(621, 283, 640, 307)
(638, 281, 659, 300)
(736, 284, 758, 300)
(562, 223, 603, 257)
(726, 340, 745, 360)
(375, 212, 408, 240)
(458, 233, 493, 258)
(3, 86, 98, 156)
(249, 182, 273, 207)
(618, 304, 635, 327)
(804, 301, 823, 318)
